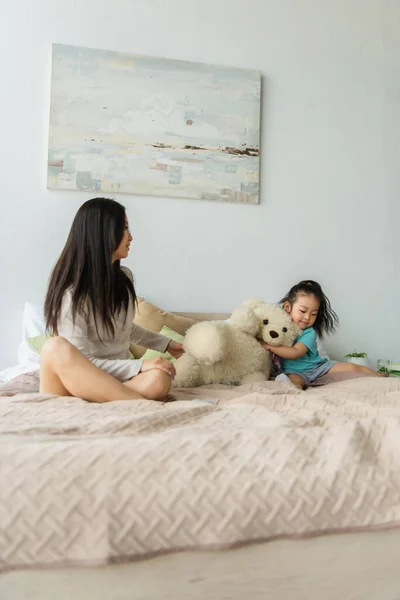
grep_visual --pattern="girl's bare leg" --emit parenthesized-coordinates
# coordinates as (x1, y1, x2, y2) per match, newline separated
(40, 337, 144, 402)
(329, 362, 383, 377)
(288, 373, 306, 390)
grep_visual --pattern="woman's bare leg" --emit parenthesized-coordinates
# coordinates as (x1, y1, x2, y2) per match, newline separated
(123, 370, 172, 401)
(329, 362, 383, 377)
(40, 337, 144, 402)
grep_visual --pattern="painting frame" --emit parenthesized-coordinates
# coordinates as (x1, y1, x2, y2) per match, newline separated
(48, 44, 261, 204)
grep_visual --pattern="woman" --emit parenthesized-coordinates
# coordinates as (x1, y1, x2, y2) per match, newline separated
(40, 198, 183, 402)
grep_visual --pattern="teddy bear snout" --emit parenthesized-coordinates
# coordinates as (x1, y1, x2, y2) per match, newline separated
(269, 330, 279, 339)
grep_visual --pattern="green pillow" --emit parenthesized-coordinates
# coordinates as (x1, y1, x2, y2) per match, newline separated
(28, 333, 53, 353)
(140, 326, 184, 363)
(29, 333, 137, 359)
(28, 325, 184, 362)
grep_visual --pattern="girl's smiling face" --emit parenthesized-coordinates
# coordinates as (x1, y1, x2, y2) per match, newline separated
(284, 293, 320, 329)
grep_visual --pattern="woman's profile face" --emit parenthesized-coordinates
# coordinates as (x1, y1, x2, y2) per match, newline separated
(112, 216, 132, 262)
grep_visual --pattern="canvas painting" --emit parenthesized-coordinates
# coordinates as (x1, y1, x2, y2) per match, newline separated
(48, 44, 261, 204)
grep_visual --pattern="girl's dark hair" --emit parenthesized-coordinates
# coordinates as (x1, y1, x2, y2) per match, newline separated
(280, 280, 339, 338)
(45, 197, 136, 339)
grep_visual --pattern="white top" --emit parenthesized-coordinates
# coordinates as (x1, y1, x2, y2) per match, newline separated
(58, 269, 170, 382)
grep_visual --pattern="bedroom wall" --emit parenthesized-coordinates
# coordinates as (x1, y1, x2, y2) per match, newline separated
(0, 0, 399, 369)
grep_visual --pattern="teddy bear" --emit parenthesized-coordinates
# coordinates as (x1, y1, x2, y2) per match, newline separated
(173, 298, 300, 388)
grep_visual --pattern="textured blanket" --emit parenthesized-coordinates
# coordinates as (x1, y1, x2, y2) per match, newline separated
(1, 373, 400, 571)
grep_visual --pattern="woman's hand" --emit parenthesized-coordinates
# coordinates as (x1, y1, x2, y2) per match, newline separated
(167, 340, 184, 359)
(140, 357, 176, 378)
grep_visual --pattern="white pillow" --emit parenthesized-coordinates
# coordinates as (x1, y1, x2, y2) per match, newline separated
(0, 363, 39, 384)
(17, 302, 46, 366)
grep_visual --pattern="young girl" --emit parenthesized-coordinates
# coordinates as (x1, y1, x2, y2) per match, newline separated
(40, 198, 184, 403)
(261, 280, 381, 389)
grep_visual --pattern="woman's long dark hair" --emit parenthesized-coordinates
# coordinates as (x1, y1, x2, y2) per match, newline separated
(45, 197, 136, 339)
(280, 280, 339, 338)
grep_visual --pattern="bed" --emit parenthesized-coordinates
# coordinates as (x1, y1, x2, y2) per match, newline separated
(1, 309, 400, 600)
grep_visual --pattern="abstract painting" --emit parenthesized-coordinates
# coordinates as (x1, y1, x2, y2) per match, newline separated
(48, 44, 261, 204)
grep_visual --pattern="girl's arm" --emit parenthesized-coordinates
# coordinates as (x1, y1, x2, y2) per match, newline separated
(260, 341, 308, 360)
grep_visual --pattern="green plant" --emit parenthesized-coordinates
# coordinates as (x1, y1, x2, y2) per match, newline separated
(343, 351, 368, 359)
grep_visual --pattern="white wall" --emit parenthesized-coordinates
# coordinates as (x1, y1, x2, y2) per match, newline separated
(0, 0, 399, 369)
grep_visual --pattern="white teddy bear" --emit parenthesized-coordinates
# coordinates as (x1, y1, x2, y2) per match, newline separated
(173, 298, 300, 388)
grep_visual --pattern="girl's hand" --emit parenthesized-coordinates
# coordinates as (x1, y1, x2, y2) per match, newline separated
(259, 340, 273, 351)
(167, 340, 184, 359)
(140, 357, 176, 378)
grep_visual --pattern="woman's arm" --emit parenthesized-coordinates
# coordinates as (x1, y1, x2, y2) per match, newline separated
(129, 322, 171, 352)
(130, 324, 184, 359)
(123, 267, 170, 352)
(260, 341, 308, 360)
(124, 266, 183, 358)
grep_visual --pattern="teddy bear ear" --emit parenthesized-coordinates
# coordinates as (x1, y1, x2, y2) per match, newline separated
(241, 298, 265, 311)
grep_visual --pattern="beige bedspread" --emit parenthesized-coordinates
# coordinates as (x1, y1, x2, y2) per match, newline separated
(1, 374, 400, 571)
